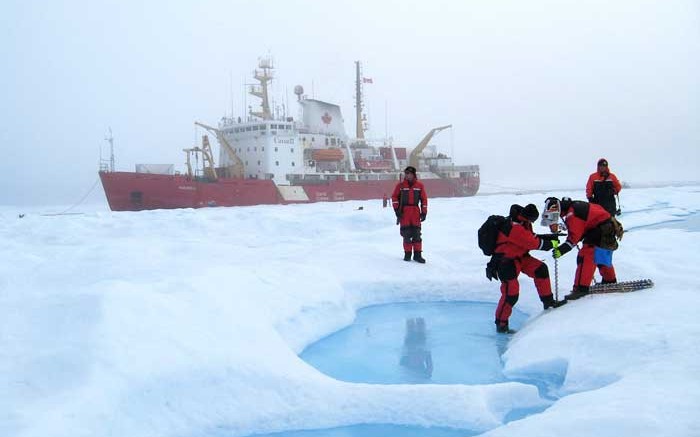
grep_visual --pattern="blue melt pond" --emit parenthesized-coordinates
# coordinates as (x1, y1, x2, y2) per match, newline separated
(301, 301, 527, 385)
(245, 301, 549, 437)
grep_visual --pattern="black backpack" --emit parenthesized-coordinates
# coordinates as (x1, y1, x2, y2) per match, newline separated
(478, 215, 511, 256)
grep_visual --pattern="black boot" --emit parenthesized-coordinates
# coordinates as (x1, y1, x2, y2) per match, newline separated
(542, 295, 567, 309)
(565, 285, 590, 301)
(413, 251, 426, 263)
(404, 251, 412, 261)
(496, 322, 516, 334)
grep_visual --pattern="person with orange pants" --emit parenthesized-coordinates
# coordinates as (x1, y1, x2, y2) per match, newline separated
(492, 204, 563, 334)
(543, 197, 617, 300)
(391, 166, 428, 263)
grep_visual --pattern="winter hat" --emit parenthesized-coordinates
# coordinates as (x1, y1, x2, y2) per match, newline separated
(560, 196, 573, 212)
(522, 204, 539, 222)
(404, 166, 417, 175)
(509, 204, 524, 220)
(597, 158, 608, 167)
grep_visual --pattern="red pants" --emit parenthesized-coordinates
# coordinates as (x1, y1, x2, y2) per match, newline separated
(574, 244, 617, 289)
(399, 206, 422, 252)
(495, 255, 552, 326)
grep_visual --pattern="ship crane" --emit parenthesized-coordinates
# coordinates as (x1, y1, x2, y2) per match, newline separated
(194, 121, 245, 179)
(408, 125, 452, 170)
(183, 134, 218, 180)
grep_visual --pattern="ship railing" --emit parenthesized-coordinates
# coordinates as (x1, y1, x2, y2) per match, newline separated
(450, 165, 480, 172)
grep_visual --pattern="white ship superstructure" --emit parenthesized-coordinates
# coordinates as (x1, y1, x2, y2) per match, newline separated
(217, 58, 463, 187)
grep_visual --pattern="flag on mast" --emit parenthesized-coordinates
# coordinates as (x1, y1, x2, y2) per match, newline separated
(362, 77, 373, 84)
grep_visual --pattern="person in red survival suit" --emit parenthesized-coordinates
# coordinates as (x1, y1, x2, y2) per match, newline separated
(543, 197, 618, 300)
(391, 166, 428, 263)
(586, 158, 622, 216)
(491, 204, 564, 334)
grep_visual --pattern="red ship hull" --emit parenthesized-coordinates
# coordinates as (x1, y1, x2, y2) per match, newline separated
(99, 171, 479, 211)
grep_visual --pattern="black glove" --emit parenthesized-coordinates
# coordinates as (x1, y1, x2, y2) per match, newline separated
(394, 209, 401, 219)
(537, 234, 558, 251)
(485, 266, 496, 281)
(539, 238, 554, 251)
(485, 256, 500, 281)
(420, 212, 427, 222)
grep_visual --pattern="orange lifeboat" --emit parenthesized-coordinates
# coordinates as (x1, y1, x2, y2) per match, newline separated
(312, 148, 345, 161)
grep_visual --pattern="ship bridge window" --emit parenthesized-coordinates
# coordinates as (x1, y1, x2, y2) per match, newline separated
(291, 148, 294, 153)
(257, 160, 261, 165)
(271, 124, 278, 129)
(253, 126, 259, 131)
(286, 125, 292, 130)
(275, 161, 279, 166)
(331, 138, 336, 146)
(292, 161, 295, 166)
(325, 138, 329, 146)
(261, 125, 267, 130)
(275, 147, 278, 152)
(245, 127, 252, 132)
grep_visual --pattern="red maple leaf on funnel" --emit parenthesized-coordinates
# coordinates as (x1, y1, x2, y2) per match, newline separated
(322, 112, 332, 125)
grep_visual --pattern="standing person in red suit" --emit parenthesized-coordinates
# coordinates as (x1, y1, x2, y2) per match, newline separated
(543, 197, 618, 300)
(586, 158, 622, 216)
(492, 204, 563, 334)
(391, 166, 428, 263)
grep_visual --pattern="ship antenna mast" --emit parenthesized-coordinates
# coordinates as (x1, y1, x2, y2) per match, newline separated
(249, 57, 274, 120)
(354, 61, 368, 142)
(104, 127, 115, 172)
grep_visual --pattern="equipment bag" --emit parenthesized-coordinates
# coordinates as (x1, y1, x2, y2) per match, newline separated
(478, 215, 511, 256)
(598, 216, 624, 251)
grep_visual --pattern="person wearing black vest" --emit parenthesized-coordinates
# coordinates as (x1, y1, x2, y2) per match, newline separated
(586, 158, 622, 216)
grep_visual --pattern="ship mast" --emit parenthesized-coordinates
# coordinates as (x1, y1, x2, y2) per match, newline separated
(354, 61, 367, 142)
(249, 57, 274, 120)
(100, 127, 115, 172)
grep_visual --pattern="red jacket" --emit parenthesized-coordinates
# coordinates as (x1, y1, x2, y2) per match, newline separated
(562, 201, 612, 246)
(494, 220, 548, 259)
(586, 171, 622, 199)
(391, 179, 428, 215)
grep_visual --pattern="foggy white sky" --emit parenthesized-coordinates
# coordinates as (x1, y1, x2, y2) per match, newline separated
(2, 0, 699, 206)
